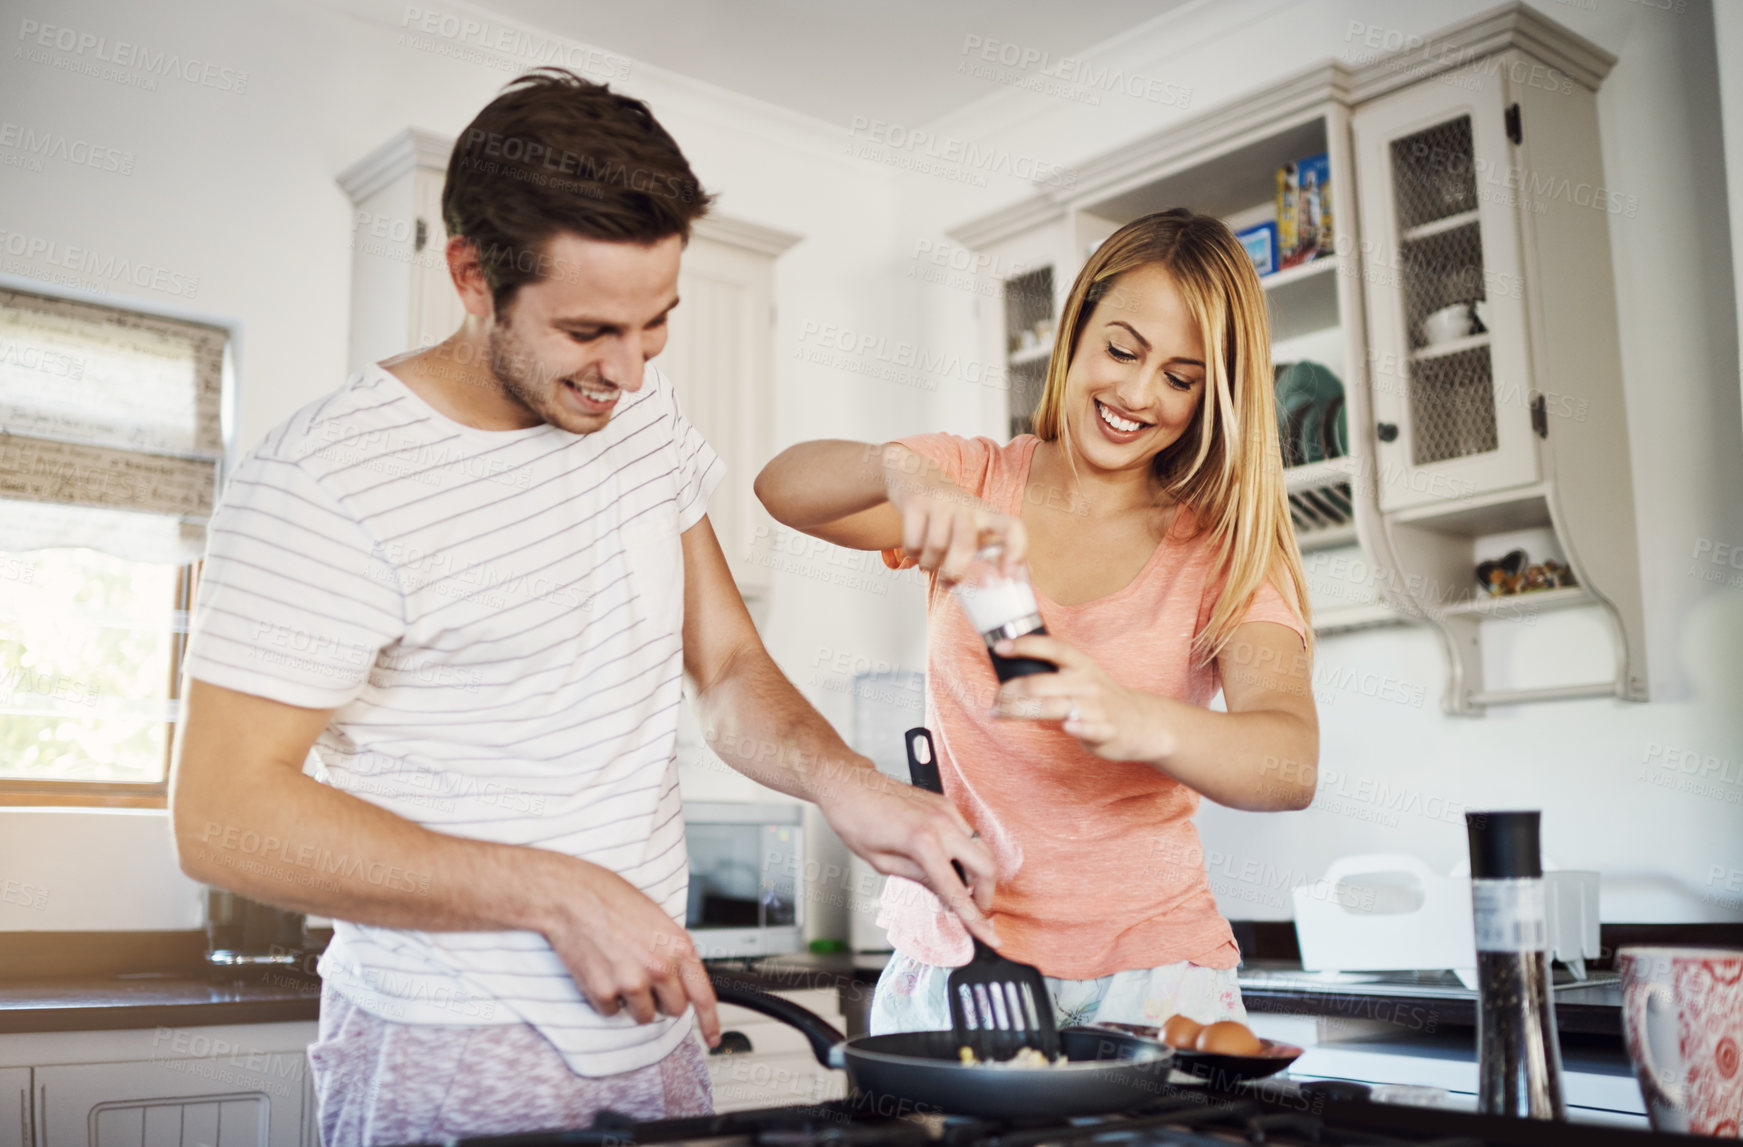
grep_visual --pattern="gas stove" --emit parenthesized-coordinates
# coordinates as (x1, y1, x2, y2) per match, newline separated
(434, 1081, 1701, 1147)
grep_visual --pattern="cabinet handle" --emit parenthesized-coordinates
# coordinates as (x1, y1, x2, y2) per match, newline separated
(1376, 421, 1399, 443)
(1530, 394, 1548, 439)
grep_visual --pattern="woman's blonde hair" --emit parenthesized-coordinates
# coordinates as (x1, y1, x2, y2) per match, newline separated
(1032, 208, 1313, 663)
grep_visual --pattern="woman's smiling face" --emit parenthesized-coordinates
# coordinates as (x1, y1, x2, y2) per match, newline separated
(1061, 261, 1208, 477)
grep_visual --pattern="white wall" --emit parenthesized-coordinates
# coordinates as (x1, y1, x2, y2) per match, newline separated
(1713, 0, 1743, 443)
(0, 810, 204, 930)
(876, 0, 1743, 924)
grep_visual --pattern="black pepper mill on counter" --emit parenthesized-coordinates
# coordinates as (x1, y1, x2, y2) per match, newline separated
(1465, 810, 1566, 1120)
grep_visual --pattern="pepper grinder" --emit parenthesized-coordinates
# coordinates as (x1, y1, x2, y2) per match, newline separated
(1465, 810, 1566, 1119)
(951, 542, 1055, 681)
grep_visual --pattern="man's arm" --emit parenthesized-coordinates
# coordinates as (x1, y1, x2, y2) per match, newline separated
(169, 681, 720, 1042)
(678, 514, 1001, 945)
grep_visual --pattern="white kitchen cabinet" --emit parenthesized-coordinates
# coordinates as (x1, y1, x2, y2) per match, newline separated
(1353, 77, 1539, 513)
(652, 215, 800, 598)
(951, 207, 1076, 443)
(1, 1023, 315, 1147)
(336, 131, 799, 602)
(3, 1066, 30, 1145)
(706, 987, 848, 1113)
(336, 128, 464, 375)
(1349, 14, 1648, 711)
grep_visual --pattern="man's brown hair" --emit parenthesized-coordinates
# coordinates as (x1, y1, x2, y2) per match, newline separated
(443, 68, 713, 311)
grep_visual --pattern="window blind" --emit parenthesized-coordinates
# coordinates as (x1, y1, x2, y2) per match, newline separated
(0, 287, 226, 563)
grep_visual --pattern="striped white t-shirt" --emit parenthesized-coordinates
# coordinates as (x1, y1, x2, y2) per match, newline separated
(184, 360, 722, 1076)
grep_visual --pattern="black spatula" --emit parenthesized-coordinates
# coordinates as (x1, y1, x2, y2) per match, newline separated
(903, 726, 1060, 1063)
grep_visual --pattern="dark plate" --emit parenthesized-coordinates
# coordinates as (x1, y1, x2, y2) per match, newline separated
(1091, 1022, 1303, 1084)
(1169, 1038, 1304, 1084)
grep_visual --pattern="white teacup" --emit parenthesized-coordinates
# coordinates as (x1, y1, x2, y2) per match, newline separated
(1421, 301, 1476, 345)
(1619, 946, 1743, 1136)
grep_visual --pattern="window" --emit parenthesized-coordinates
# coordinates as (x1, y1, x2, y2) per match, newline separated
(0, 287, 228, 806)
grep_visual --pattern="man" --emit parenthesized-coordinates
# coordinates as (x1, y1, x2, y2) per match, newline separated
(170, 68, 997, 1145)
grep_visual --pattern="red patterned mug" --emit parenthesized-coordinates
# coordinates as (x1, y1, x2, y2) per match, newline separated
(1619, 946, 1743, 1136)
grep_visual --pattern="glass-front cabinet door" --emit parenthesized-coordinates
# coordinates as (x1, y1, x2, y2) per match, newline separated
(1353, 64, 1541, 514)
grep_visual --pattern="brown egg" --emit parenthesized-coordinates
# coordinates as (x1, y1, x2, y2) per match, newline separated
(1194, 1020, 1263, 1056)
(1159, 1014, 1203, 1049)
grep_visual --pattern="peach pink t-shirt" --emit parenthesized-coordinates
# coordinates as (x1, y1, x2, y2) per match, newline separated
(876, 433, 1306, 979)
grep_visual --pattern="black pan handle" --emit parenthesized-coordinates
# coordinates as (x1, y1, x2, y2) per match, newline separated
(904, 727, 942, 794)
(905, 727, 998, 961)
(707, 969, 847, 1069)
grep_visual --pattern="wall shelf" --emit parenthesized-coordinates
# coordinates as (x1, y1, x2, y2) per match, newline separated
(1437, 585, 1590, 618)
(1262, 255, 1340, 292)
(1007, 342, 1053, 367)
(1411, 332, 1491, 363)
(1298, 521, 1359, 552)
(1401, 209, 1480, 243)
(1315, 601, 1406, 634)
(1284, 455, 1356, 494)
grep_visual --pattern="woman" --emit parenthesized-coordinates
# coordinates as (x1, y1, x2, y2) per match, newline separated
(754, 209, 1319, 1033)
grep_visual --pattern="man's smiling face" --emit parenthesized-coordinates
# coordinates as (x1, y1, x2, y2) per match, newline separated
(485, 232, 683, 434)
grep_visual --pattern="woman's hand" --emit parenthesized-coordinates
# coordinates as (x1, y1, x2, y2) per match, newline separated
(990, 632, 1179, 763)
(881, 445, 1027, 581)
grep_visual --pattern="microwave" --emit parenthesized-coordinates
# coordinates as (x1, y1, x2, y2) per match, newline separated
(682, 801, 804, 959)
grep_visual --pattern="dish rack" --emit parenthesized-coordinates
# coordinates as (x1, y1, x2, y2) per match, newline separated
(1291, 853, 1601, 989)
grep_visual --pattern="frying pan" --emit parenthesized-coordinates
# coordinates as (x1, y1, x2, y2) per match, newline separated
(707, 971, 1174, 1118)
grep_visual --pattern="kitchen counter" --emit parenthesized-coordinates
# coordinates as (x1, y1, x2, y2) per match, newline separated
(0, 953, 877, 1036)
(0, 967, 322, 1033)
(0, 949, 1626, 1043)
(720, 953, 1628, 1044)
(1236, 962, 1625, 1038)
